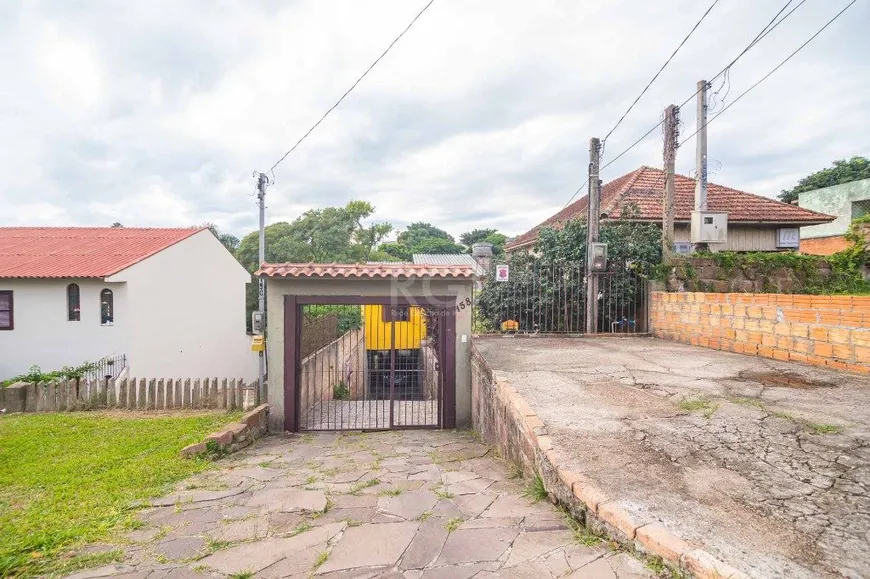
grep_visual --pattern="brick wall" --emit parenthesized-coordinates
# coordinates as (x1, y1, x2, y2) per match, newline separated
(651, 292, 870, 374)
(800, 235, 850, 256)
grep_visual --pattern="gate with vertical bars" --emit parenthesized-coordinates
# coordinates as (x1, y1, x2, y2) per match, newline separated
(291, 298, 454, 431)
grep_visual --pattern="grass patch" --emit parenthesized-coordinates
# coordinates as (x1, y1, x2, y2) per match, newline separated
(508, 463, 524, 480)
(304, 474, 318, 485)
(444, 517, 464, 533)
(0, 410, 242, 578)
(772, 410, 796, 421)
(434, 489, 454, 500)
(522, 474, 548, 503)
(291, 521, 312, 536)
(678, 398, 719, 419)
(805, 423, 841, 435)
(377, 488, 402, 497)
(560, 507, 604, 546)
(418, 511, 433, 522)
(229, 571, 254, 579)
(728, 397, 765, 410)
(205, 538, 234, 554)
(348, 479, 380, 496)
(313, 552, 329, 570)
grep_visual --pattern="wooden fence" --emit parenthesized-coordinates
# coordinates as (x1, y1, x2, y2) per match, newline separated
(3, 377, 261, 413)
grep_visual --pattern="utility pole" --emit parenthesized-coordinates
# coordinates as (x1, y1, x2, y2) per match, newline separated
(694, 80, 708, 211)
(585, 137, 601, 334)
(662, 104, 679, 263)
(693, 80, 710, 252)
(256, 172, 267, 404)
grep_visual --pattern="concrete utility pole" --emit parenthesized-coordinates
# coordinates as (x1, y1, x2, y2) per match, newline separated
(662, 104, 679, 263)
(693, 80, 711, 252)
(694, 80, 709, 212)
(585, 137, 601, 334)
(256, 172, 267, 403)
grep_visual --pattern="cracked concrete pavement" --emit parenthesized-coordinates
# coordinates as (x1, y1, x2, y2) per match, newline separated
(476, 336, 870, 579)
(64, 430, 654, 579)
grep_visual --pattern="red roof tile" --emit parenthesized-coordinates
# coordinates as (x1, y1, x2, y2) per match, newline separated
(506, 166, 835, 250)
(0, 227, 206, 278)
(257, 262, 476, 279)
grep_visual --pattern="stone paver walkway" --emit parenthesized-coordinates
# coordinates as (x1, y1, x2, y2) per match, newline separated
(66, 431, 653, 579)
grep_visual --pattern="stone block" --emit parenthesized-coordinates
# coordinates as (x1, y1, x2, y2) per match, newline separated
(572, 481, 609, 512)
(241, 404, 269, 429)
(3, 382, 27, 413)
(180, 442, 207, 458)
(227, 422, 249, 439)
(681, 549, 742, 579)
(206, 430, 233, 447)
(636, 523, 691, 563)
(597, 501, 641, 539)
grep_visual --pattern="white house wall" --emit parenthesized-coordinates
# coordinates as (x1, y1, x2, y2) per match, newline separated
(0, 279, 128, 378)
(108, 229, 257, 379)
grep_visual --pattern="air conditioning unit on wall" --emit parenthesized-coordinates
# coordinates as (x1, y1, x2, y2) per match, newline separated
(691, 211, 728, 244)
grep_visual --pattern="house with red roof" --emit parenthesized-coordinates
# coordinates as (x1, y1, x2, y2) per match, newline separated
(0, 227, 256, 380)
(505, 166, 835, 253)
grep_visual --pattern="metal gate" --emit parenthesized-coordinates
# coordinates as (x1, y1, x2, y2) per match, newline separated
(288, 298, 454, 431)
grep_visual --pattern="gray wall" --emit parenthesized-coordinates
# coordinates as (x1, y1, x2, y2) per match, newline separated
(265, 276, 474, 431)
(799, 178, 870, 239)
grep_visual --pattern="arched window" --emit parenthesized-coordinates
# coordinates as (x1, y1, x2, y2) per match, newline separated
(67, 284, 81, 321)
(100, 289, 114, 326)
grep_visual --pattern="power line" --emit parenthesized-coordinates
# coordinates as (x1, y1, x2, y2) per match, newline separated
(680, 0, 858, 146)
(601, 0, 721, 148)
(267, 0, 436, 176)
(562, 0, 815, 208)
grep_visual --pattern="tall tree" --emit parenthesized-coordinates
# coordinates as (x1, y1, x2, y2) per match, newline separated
(460, 228, 507, 257)
(779, 156, 870, 204)
(379, 222, 464, 258)
(205, 223, 241, 252)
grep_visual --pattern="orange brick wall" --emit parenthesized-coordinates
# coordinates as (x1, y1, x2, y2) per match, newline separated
(800, 235, 850, 256)
(651, 292, 870, 375)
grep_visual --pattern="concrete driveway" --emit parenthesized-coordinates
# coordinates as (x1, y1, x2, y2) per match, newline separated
(66, 430, 653, 579)
(476, 336, 870, 579)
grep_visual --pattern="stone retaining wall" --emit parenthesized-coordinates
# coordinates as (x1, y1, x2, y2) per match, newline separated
(470, 342, 749, 579)
(180, 404, 269, 458)
(651, 292, 870, 374)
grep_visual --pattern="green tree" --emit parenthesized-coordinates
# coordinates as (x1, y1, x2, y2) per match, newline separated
(205, 223, 241, 252)
(236, 201, 391, 270)
(378, 222, 464, 259)
(475, 218, 662, 332)
(235, 201, 391, 331)
(778, 156, 870, 204)
(460, 228, 507, 257)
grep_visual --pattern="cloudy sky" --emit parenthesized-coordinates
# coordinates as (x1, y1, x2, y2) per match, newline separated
(1, 0, 868, 241)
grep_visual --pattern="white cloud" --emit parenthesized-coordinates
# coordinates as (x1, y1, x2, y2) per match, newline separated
(0, 0, 868, 242)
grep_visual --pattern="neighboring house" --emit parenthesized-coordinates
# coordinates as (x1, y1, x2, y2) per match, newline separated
(0, 227, 256, 379)
(798, 178, 870, 255)
(505, 166, 835, 253)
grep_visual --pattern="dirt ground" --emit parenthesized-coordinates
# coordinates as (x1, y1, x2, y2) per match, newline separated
(476, 336, 870, 579)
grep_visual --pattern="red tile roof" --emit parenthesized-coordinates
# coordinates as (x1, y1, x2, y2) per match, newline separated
(257, 262, 477, 279)
(0, 227, 206, 278)
(506, 166, 835, 250)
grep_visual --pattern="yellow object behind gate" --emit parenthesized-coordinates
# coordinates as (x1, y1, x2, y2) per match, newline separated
(364, 305, 426, 351)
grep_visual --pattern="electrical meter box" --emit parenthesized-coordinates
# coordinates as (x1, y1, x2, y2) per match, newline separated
(251, 311, 265, 335)
(690, 211, 728, 244)
(590, 242, 608, 271)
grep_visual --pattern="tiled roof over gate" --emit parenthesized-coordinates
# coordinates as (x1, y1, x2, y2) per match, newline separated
(256, 262, 476, 279)
(0, 227, 205, 278)
(506, 166, 835, 250)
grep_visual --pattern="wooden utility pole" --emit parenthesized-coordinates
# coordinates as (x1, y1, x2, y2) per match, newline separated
(585, 137, 601, 334)
(662, 104, 679, 263)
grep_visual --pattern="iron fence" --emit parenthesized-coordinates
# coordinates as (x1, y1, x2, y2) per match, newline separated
(85, 355, 127, 382)
(474, 262, 649, 334)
